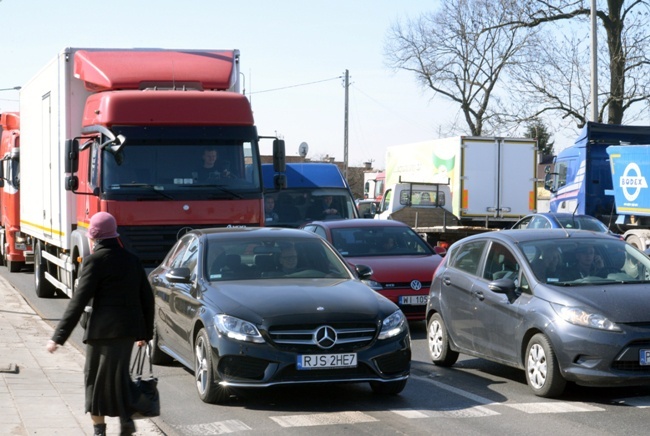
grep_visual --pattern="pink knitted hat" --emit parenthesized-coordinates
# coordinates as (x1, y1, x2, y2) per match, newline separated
(88, 212, 120, 240)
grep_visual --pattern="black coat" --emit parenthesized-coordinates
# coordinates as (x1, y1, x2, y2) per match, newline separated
(51, 238, 155, 345)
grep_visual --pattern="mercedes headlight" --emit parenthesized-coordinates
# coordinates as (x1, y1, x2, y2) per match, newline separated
(378, 310, 407, 340)
(214, 314, 265, 343)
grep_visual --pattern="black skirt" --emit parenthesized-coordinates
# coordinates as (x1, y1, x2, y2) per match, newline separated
(85, 337, 136, 419)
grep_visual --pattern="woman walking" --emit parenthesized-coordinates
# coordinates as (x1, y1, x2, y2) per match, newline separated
(46, 212, 155, 436)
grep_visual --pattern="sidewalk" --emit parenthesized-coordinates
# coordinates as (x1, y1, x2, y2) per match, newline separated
(0, 274, 164, 436)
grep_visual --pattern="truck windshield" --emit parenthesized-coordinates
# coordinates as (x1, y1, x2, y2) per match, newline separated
(100, 139, 261, 200)
(265, 188, 358, 228)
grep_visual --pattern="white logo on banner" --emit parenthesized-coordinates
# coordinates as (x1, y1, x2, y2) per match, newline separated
(619, 162, 648, 202)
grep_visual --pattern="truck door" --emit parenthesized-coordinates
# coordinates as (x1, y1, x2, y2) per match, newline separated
(462, 138, 535, 219)
(461, 138, 498, 218)
(499, 139, 537, 217)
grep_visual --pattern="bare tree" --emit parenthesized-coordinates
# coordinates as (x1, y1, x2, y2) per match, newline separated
(384, 0, 533, 136)
(502, 0, 650, 126)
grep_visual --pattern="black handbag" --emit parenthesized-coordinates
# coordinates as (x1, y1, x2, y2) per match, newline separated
(79, 302, 93, 329)
(130, 343, 161, 418)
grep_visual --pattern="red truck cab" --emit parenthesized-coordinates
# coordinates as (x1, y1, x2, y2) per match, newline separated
(0, 112, 32, 272)
(20, 48, 284, 298)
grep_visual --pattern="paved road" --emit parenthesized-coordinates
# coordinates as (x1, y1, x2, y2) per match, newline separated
(5, 266, 650, 435)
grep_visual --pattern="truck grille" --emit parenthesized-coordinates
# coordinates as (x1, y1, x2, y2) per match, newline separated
(118, 224, 219, 268)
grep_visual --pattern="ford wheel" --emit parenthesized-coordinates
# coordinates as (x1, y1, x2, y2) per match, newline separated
(525, 333, 566, 398)
(427, 313, 459, 366)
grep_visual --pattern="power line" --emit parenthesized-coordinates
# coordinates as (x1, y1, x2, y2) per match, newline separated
(249, 76, 342, 95)
(350, 82, 438, 136)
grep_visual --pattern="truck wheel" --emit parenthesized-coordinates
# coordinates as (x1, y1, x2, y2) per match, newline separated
(34, 242, 56, 298)
(626, 234, 643, 250)
(0, 232, 6, 267)
(7, 260, 22, 273)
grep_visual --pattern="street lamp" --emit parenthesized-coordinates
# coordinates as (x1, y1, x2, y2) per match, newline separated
(0, 86, 21, 91)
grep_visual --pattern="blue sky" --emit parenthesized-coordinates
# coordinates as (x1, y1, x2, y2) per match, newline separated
(0, 0, 451, 169)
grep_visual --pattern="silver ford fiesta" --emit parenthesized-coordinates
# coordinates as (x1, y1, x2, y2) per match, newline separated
(426, 228, 650, 397)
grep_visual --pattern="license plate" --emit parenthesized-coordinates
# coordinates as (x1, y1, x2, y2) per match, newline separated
(640, 349, 650, 366)
(399, 295, 428, 305)
(297, 353, 357, 370)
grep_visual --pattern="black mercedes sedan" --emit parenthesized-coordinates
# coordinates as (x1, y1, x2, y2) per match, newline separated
(148, 227, 411, 403)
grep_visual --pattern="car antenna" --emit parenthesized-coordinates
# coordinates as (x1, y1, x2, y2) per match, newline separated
(571, 203, 579, 229)
(565, 202, 580, 238)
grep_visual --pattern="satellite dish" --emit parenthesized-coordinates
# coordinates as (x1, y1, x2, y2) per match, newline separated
(298, 142, 309, 158)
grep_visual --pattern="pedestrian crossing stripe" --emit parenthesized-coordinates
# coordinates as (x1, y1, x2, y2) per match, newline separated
(271, 411, 378, 427)
(505, 402, 605, 414)
(392, 406, 500, 419)
(175, 397, 650, 433)
(177, 419, 251, 435)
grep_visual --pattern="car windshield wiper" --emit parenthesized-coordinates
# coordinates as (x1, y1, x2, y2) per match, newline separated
(115, 183, 175, 200)
(183, 184, 243, 199)
(611, 279, 650, 284)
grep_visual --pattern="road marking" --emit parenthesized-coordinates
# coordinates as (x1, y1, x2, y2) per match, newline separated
(413, 374, 499, 405)
(392, 406, 500, 419)
(506, 402, 604, 414)
(271, 411, 377, 427)
(177, 420, 251, 435)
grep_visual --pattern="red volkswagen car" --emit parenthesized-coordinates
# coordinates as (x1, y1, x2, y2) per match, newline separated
(302, 219, 443, 321)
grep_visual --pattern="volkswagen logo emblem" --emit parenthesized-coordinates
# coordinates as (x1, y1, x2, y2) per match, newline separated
(314, 326, 337, 349)
(410, 280, 422, 290)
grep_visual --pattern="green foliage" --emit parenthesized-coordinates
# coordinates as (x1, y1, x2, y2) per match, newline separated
(524, 119, 554, 156)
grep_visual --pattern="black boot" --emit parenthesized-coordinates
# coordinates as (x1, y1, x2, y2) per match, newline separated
(120, 417, 136, 436)
(93, 423, 107, 436)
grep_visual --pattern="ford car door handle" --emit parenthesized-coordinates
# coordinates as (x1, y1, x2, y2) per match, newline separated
(473, 290, 485, 301)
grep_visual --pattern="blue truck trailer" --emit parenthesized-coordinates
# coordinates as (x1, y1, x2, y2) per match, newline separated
(545, 122, 650, 249)
(261, 163, 358, 228)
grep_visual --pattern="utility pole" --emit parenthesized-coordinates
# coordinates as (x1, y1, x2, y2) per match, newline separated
(590, 0, 598, 122)
(343, 69, 349, 179)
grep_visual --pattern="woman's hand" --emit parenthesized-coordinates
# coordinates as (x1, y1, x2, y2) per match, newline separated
(46, 340, 59, 353)
(136, 340, 147, 347)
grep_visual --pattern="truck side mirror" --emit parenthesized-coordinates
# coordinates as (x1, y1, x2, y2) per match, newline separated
(273, 139, 286, 173)
(273, 174, 287, 190)
(65, 175, 79, 191)
(65, 139, 79, 173)
(544, 172, 555, 193)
